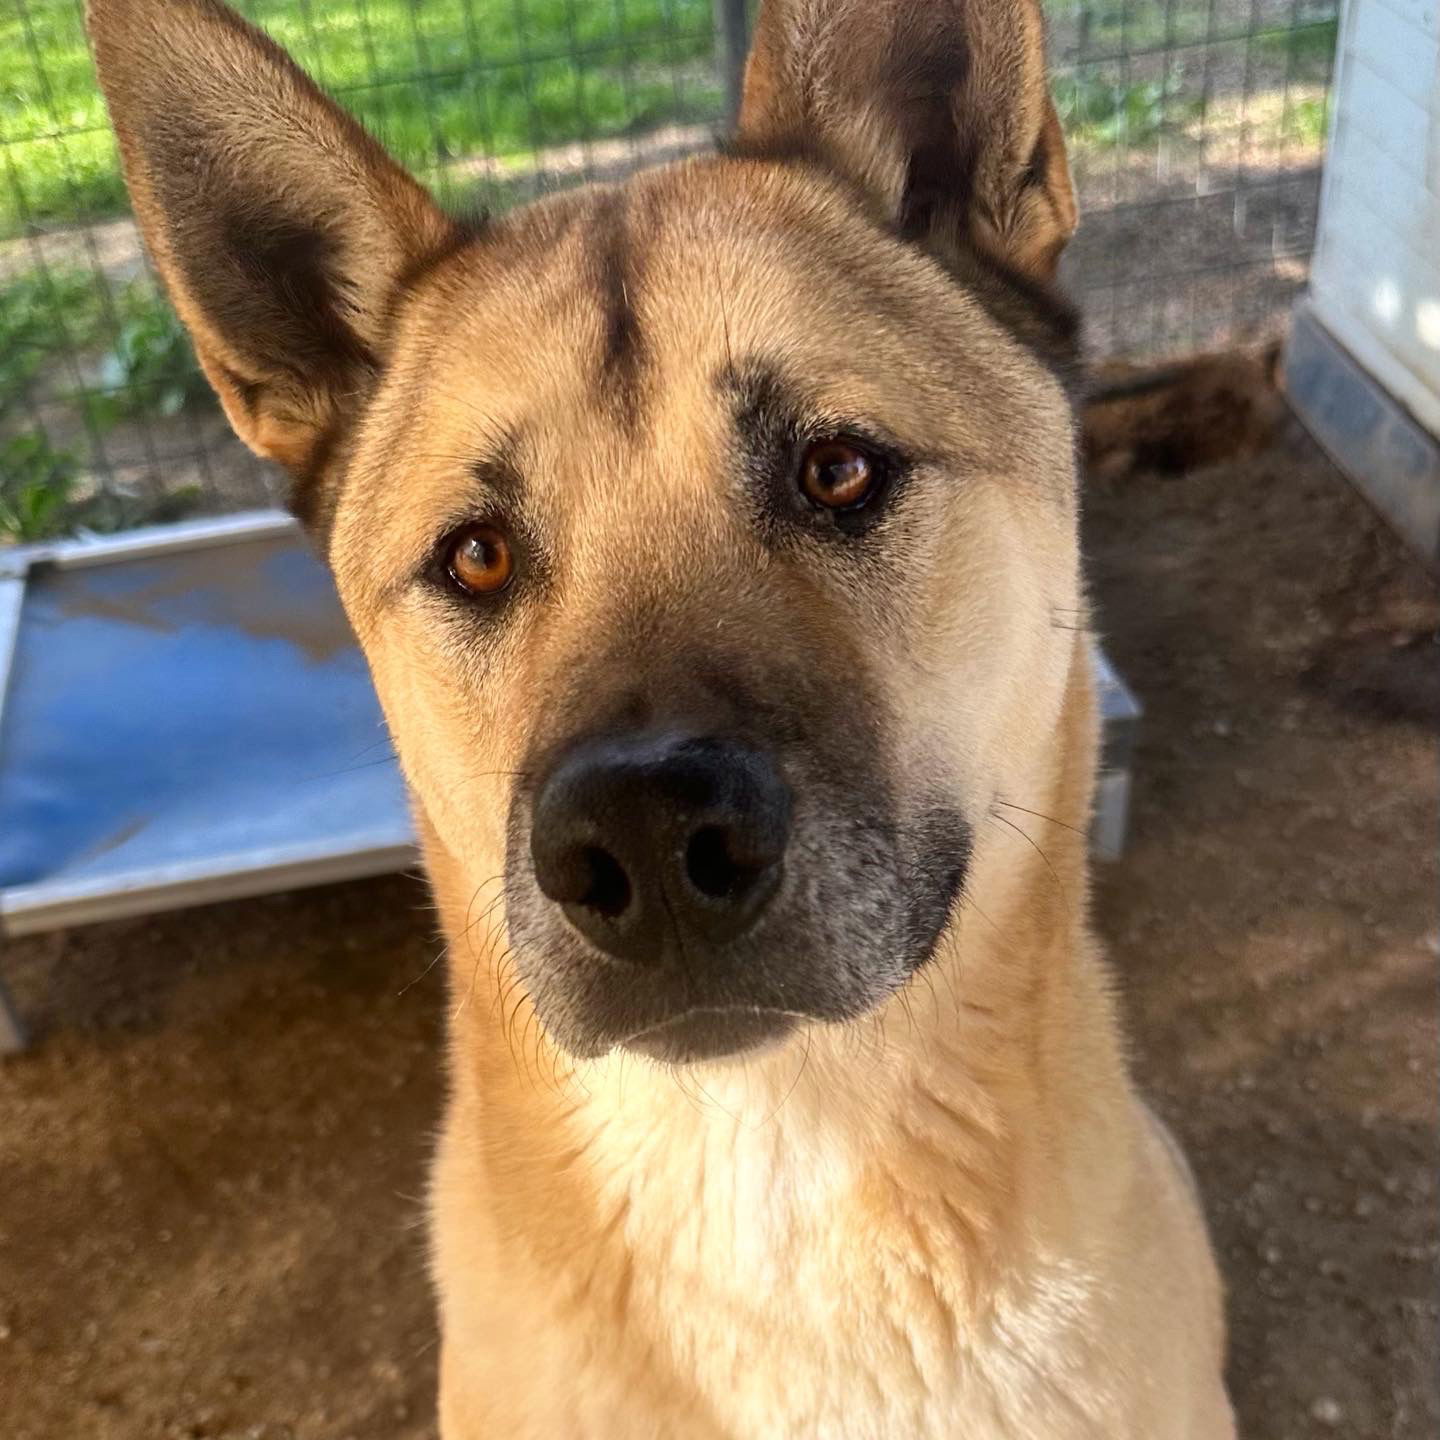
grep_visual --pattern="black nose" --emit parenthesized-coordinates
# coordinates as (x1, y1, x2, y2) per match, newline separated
(529, 733, 792, 963)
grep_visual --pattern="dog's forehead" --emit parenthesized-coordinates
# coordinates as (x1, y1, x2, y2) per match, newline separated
(411, 161, 926, 402)
(338, 156, 1071, 591)
(395, 162, 1043, 457)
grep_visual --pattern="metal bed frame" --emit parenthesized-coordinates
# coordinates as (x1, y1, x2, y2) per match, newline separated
(0, 513, 416, 1049)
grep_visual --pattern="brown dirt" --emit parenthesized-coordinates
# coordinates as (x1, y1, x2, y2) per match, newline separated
(0, 418, 1436, 1439)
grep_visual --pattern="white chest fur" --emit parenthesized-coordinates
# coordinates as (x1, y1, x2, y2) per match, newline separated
(489, 1049, 1168, 1440)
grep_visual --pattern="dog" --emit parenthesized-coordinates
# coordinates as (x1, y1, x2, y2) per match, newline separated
(89, 0, 1236, 1433)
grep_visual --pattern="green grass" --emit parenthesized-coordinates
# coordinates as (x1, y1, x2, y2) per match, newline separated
(0, 265, 206, 421)
(1047, 0, 1338, 60)
(1256, 15, 1340, 76)
(0, 430, 204, 540)
(0, 0, 1340, 238)
(0, 265, 212, 541)
(1282, 94, 1330, 147)
(0, 0, 1343, 543)
(1054, 72, 1201, 149)
(86, 287, 210, 427)
(0, 265, 108, 415)
(1, 0, 719, 238)
(1045, 0, 1213, 54)
(0, 431, 80, 541)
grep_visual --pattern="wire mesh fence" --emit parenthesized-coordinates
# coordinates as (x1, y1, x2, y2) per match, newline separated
(1, 0, 1338, 541)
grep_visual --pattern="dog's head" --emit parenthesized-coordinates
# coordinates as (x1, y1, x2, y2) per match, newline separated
(92, 0, 1085, 1065)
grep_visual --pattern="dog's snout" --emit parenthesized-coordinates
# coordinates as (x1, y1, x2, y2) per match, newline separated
(530, 734, 792, 963)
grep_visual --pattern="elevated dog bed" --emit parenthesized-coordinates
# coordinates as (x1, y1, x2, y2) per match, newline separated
(0, 513, 1140, 1051)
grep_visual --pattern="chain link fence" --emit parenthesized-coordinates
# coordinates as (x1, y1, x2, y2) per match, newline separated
(1, 0, 1337, 541)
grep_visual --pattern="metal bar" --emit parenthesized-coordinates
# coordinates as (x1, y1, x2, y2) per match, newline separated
(0, 509, 299, 578)
(0, 573, 25, 711)
(1093, 643, 1143, 775)
(0, 834, 419, 939)
(1091, 770, 1134, 864)
(713, 0, 750, 128)
(0, 572, 28, 1051)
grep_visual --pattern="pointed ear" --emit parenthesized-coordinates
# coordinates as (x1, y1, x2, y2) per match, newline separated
(88, 0, 457, 509)
(737, 0, 1077, 282)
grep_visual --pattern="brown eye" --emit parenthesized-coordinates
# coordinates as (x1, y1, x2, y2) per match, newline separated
(445, 522, 514, 596)
(799, 440, 879, 510)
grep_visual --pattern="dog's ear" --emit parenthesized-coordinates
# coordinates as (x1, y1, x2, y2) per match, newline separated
(88, 0, 455, 510)
(737, 0, 1077, 282)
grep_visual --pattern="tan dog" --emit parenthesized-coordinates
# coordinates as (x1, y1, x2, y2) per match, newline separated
(89, 0, 1236, 1434)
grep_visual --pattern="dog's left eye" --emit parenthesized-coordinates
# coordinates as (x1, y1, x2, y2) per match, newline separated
(799, 440, 881, 510)
(443, 522, 515, 596)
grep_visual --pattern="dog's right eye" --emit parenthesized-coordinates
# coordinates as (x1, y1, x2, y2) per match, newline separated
(443, 522, 515, 597)
(799, 440, 882, 511)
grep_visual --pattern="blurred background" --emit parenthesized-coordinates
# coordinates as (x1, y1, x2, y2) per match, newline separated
(1, 0, 1339, 539)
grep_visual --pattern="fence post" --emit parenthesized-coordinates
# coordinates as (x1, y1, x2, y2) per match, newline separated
(713, 0, 750, 128)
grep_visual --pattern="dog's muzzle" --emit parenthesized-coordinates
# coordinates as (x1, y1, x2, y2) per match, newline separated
(526, 731, 798, 1063)
(506, 715, 970, 1067)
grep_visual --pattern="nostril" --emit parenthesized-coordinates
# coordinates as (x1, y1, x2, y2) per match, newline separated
(686, 826, 754, 901)
(578, 846, 631, 919)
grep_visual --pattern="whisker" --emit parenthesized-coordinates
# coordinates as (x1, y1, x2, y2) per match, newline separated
(759, 1024, 813, 1127)
(986, 810, 1069, 912)
(667, 1068, 710, 1117)
(692, 1067, 752, 1126)
(462, 874, 507, 943)
(491, 956, 527, 1023)
(993, 799, 1086, 836)
(397, 941, 449, 998)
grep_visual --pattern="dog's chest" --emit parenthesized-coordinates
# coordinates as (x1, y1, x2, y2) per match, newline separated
(582, 1125, 1119, 1440)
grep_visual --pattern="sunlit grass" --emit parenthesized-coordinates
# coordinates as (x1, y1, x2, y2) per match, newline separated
(0, 0, 718, 237)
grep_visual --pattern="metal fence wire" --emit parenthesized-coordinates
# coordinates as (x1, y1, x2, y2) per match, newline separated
(1, 0, 1338, 541)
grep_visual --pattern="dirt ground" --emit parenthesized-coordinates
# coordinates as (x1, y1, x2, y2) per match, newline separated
(1, 416, 1436, 1439)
